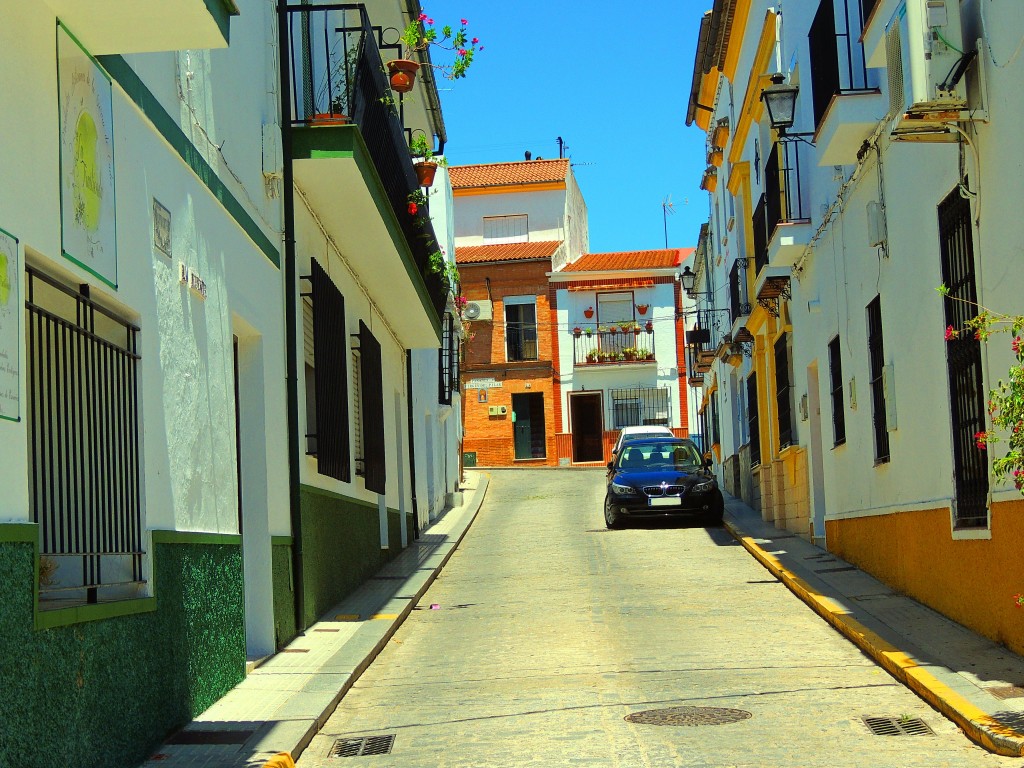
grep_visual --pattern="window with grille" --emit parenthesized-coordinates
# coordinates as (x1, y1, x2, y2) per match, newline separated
(828, 336, 846, 445)
(938, 185, 988, 527)
(775, 333, 794, 450)
(505, 297, 538, 361)
(439, 313, 459, 405)
(26, 267, 143, 603)
(608, 386, 671, 428)
(711, 391, 721, 446)
(866, 296, 890, 463)
(308, 259, 351, 482)
(483, 214, 528, 244)
(747, 373, 761, 467)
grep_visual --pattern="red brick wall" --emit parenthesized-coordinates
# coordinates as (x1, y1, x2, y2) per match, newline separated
(459, 259, 559, 466)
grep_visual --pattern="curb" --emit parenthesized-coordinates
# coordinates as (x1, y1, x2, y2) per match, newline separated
(285, 473, 491, 763)
(724, 516, 1024, 757)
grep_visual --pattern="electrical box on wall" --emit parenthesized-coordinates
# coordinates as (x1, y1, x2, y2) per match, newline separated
(487, 405, 508, 416)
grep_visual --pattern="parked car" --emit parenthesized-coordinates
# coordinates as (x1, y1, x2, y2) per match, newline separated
(609, 425, 674, 463)
(604, 437, 724, 529)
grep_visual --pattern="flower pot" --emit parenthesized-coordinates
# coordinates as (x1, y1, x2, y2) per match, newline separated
(633, 327, 642, 336)
(636, 304, 649, 315)
(415, 161, 438, 188)
(387, 59, 420, 93)
(573, 328, 582, 337)
(583, 308, 594, 319)
(645, 322, 654, 333)
(307, 112, 349, 126)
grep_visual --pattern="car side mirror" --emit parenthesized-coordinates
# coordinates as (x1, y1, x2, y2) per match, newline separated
(607, 461, 615, 472)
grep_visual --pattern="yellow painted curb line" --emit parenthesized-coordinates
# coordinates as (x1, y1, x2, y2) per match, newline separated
(262, 752, 295, 768)
(726, 519, 1024, 757)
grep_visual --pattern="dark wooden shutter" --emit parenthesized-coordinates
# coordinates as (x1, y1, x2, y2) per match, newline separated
(311, 259, 351, 482)
(358, 321, 386, 494)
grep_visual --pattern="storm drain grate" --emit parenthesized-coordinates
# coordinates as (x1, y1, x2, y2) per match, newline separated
(329, 735, 396, 757)
(625, 706, 752, 727)
(988, 685, 1024, 700)
(862, 716, 934, 736)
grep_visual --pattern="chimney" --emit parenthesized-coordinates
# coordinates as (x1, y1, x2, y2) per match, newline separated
(524, 150, 532, 160)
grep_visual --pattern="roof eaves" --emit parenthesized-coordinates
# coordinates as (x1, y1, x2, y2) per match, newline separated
(686, 12, 714, 127)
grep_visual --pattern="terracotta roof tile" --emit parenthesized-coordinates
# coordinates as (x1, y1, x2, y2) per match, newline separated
(561, 248, 694, 273)
(449, 159, 570, 189)
(456, 241, 562, 264)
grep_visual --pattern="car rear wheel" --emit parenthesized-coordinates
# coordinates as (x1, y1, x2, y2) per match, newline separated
(604, 496, 624, 529)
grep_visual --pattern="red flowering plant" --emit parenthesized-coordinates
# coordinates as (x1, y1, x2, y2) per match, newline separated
(408, 189, 428, 216)
(399, 13, 481, 80)
(939, 285, 1024, 495)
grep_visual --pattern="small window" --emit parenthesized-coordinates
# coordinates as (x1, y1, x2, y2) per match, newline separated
(828, 336, 846, 446)
(504, 296, 537, 361)
(483, 215, 528, 244)
(866, 296, 890, 463)
(597, 292, 633, 325)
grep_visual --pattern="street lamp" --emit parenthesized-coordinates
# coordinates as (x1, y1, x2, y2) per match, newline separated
(680, 265, 698, 296)
(760, 73, 799, 135)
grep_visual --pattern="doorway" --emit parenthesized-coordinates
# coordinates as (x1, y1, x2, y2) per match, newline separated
(807, 363, 827, 545)
(512, 392, 546, 459)
(569, 391, 604, 463)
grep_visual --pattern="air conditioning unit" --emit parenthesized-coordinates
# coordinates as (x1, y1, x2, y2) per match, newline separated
(463, 299, 492, 321)
(886, 0, 968, 136)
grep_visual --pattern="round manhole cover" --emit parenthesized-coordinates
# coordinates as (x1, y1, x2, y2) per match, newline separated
(625, 706, 752, 727)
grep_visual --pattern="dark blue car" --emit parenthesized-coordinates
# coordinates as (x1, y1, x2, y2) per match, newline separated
(604, 438, 724, 529)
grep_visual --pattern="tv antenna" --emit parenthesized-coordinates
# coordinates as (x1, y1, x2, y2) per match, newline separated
(662, 195, 676, 248)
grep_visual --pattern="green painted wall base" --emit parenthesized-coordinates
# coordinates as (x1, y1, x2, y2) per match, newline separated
(272, 487, 411, 638)
(0, 530, 245, 768)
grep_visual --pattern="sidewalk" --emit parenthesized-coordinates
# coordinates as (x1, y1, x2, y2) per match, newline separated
(141, 472, 489, 768)
(723, 493, 1024, 757)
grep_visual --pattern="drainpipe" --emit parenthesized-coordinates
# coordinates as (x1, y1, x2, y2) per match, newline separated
(277, 1, 305, 637)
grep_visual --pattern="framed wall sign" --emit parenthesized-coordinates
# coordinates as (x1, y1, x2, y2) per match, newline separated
(58, 22, 117, 287)
(0, 227, 20, 421)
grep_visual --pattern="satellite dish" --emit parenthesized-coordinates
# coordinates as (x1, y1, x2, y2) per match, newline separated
(464, 302, 482, 320)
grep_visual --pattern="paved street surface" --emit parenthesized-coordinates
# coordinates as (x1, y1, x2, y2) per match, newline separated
(297, 469, 1017, 767)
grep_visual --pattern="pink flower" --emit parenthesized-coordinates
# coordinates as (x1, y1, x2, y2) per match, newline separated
(1013, 336, 1022, 355)
(975, 431, 987, 450)
(461, 18, 468, 25)
(419, 12, 427, 21)
(458, 48, 467, 56)
(944, 325, 956, 341)
(471, 37, 479, 44)
(427, 17, 434, 25)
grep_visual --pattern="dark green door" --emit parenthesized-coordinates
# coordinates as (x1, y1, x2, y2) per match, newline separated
(512, 393, 545, 459)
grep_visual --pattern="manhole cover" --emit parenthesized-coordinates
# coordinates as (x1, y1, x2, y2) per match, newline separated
(862, 716, 934, 736)
(625, 706, 752, 726)
(329, 735, 396, 757)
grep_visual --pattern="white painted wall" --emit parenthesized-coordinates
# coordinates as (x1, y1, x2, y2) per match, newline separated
(2, 3, 287, 654)
(555, 279, 681, 433)
(454, 188, 569, 246)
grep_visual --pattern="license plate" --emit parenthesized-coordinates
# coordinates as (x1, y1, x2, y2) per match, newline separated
(649, 497, 681, 507)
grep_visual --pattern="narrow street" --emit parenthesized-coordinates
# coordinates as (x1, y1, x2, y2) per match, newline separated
(298, 469, 1015, 768)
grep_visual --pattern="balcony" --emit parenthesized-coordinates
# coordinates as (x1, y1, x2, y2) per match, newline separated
(764, 142, 813, 266)
(728, 259, 752, 335)
(285, 5, 448, 347)
(571, 326, 657, 368)
(808, 0, 883, 165)
(49, 0, 236, 54)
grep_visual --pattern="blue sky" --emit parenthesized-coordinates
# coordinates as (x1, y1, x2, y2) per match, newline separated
(421, 0, 710, 254)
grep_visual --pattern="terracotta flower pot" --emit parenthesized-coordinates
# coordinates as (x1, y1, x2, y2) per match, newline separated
(387, 59, 420, 93)
(415, 161, 438, 188)
(583, 308, 594, 319)
(636, 304, 649, 315)
(307, 112, 349, 126)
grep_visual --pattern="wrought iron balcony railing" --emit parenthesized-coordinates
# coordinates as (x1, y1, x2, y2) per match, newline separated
(572, 326, 657, 367)
(808, 0, 873, 129)
(283, 3, 449, 319)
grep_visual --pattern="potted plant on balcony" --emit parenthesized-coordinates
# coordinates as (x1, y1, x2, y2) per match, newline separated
(583, 306, 594, 319)
(645, 320, 654, 333)
(586, 351, 597, 364)
(410, 133, 447, 188)
(584, 327, 593, 336)
(388, 13, 482, 94)
(310, 47, 358, 125)
(407, 189, 427, 216)
(623, 347, 637, 361)
(608, 324, 620, 334)
(636, 303, 649, 315)
(572, 326, 582, 337)
(644, 349, 655, 360)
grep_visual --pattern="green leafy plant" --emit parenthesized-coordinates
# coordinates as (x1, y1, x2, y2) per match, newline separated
(399, 13, 482, 80)
(409, 133, 448, 166)
(938, 284, 1024, 495)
